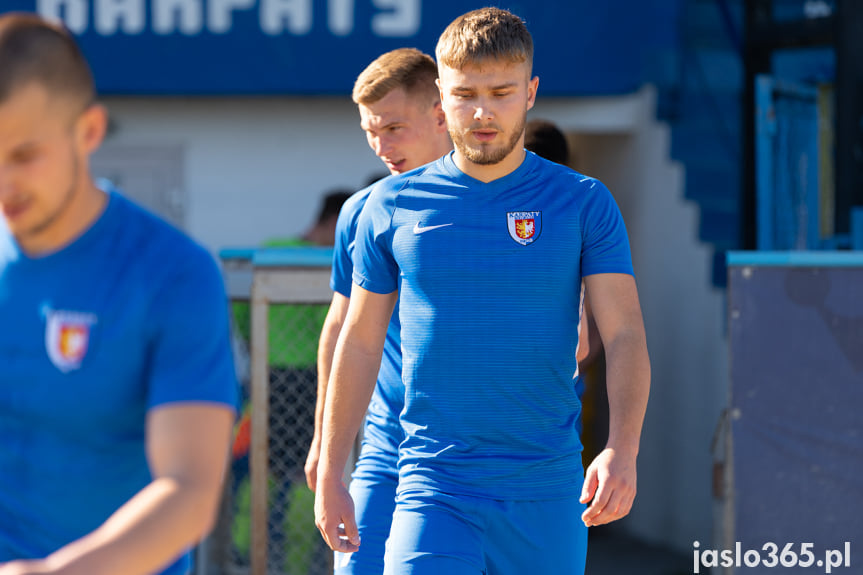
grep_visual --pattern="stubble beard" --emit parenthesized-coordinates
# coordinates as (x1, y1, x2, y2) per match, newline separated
(449, 113, 526, 166)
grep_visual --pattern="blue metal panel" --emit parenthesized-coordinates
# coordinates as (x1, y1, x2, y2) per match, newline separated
(728, 250, 863, 267)
(219, 247, 256, 261)
(771, 0, 836, 22)
(727, 261, 863, 560)
(772, 47, 835, 85)
(252, 246, 333, 267)
(219, 246, 333, 266)
(0, 0, 682, 95)
(852, 207, 863, 250)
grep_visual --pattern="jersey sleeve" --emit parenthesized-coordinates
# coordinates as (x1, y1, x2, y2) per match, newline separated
(352, 184, 399, 295)
(330, 191, 363, 298)
(146, 246, 240, 412)
(579, 179, 635, 277)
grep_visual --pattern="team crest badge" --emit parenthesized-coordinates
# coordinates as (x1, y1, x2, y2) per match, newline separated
(45, 308, 98, 372)
(507, 211, 542, 245)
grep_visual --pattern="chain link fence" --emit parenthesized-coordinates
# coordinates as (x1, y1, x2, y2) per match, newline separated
(202, 250, 335, 575)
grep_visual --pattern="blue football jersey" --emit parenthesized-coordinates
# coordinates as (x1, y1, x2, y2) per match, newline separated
(353, 151, 633, 499)
(331, 186, 404, 450)
(0, 186, 238, 572)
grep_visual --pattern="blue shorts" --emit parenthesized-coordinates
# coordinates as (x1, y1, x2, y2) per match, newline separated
(383, 489, 588, 575)
(334, 443, 399, 575)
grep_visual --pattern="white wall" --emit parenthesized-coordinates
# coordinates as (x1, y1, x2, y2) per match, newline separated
(99, 97, 385, 252)
(99, 92, 655, 254)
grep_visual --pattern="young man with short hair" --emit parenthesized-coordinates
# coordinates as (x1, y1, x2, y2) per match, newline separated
(0, 13, 237, 575)
(305, 48, 451, 574)
(315, 8, 650, 574)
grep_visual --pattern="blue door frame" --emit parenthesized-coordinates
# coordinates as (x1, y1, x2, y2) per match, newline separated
(755, 75, 821, 250)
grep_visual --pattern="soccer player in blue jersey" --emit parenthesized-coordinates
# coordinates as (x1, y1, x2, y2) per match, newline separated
(0, 14, 237, 575)
(315, 7, 650, 575)
(304, 48, 452, 574)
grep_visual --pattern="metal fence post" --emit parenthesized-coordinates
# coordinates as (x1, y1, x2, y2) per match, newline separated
(250, 278, 270, 575)
(216, 247, 357, 575)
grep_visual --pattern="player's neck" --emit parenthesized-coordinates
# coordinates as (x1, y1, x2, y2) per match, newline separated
(453, 145, 526, 184)
(18, 180, 108, 257)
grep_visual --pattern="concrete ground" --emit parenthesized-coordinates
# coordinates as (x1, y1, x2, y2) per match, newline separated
(586, 525, 692, 575)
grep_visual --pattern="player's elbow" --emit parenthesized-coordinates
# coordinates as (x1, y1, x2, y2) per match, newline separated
(183, 479, 225, 542)
(160, 463, 229, 541)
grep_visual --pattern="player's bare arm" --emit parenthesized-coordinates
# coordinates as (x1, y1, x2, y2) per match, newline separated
(0, 404, 234, 575)
(315, 284, 396, 553)
(579, 273, 650, 527)
(306, 291, 351, 491)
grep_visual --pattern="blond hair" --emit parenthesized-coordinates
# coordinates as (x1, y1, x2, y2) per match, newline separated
(352, 48, 439, 106)
(435, 7, 533, 72)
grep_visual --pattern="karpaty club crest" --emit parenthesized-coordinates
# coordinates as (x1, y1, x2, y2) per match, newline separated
(45, 308, 98, 372)
(507, 211, 542, 245)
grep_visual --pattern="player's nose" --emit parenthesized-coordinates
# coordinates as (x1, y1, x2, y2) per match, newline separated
(375, 136, 393, 158)
(473, 106, 494, 122)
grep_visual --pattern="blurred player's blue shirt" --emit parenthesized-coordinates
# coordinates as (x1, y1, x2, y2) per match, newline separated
(353, 151, 633, 500)
(331, 185, 405, 459)
(0, 184, 238, 573)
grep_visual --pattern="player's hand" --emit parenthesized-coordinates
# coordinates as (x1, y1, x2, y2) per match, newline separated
(304, 435, 322, 491)
(314, 475, 360, 553)
(579, 447, 637, 527)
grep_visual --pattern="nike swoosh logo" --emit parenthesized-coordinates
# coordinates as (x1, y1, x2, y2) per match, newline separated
(413, 222, 453, 234)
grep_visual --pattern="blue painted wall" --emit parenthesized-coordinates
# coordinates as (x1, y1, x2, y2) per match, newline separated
(2, 0, 680, 95)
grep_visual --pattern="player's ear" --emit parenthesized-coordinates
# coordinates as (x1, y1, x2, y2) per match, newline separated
(76, 103, 108, 155)
(435, 78, 446, 112)
(527, 76, 539, 111)
(433, 101, 446, 131)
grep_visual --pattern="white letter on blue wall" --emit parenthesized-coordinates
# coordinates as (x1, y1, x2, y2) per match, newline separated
(372, 0, 419, 37)
(95, 0, 145, 35)
(208, 0, 255, 34)
(153, 0, 203, 35)
(261, 0, 312, 35)
(37, 0, 87, 34)
(328, 0, 353, 36)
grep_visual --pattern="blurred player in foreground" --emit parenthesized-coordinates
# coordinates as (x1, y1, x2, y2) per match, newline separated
(315, 7, 650, 574)
(0, 13, 237, 575)
(305, 48, 452, 574)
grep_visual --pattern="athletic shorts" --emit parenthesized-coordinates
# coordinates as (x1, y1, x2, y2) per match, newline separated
(383, 489, 588, 575)
(334, 442, 399, 575)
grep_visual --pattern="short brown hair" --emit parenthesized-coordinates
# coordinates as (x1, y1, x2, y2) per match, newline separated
(352, 48, 438, 106)
(436, 7, 533, 73)
(0, 12, 95, 106)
